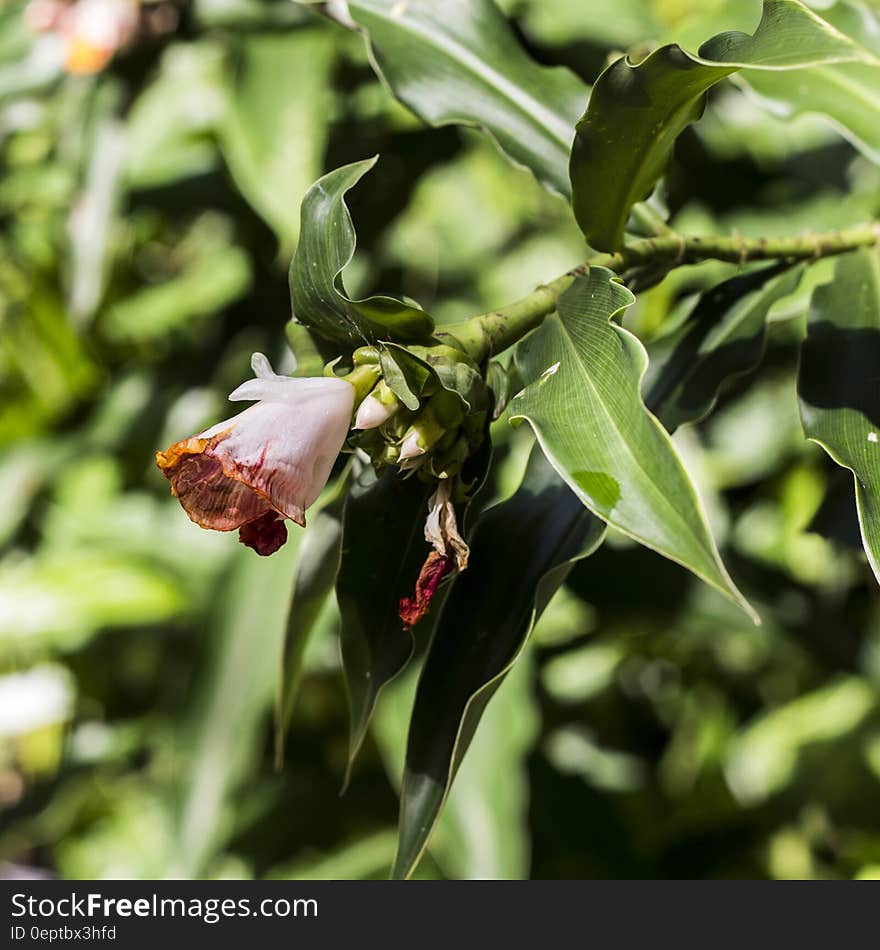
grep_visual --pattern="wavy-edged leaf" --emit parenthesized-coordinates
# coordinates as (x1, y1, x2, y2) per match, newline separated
(798, 247, 880, 584)
(289, 158, 434, 348)
(570, 0, 877, 250)
(331, 0, 588, 197)
(511, 270, 756, 621)
(739, 1, 880, 165)
(220, 29, 334, 253)
(645, 263, 803, 431)
(392, 448, 605, 879)
(336, 466, 434, 783)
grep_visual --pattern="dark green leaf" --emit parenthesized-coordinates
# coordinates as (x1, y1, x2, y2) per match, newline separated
(570, 0, 875, 250)
(798, 247, 880, 583)
(336, 466, 434, 782)
(332, 0, 588, 197)
(289, 158, 435, 348)
(645, 263, 803, 431)
(391, 449, 605, 878)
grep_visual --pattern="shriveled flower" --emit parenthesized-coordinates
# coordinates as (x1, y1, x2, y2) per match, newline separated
(399, 479, 469, 629)
(156, 353, 354, 556)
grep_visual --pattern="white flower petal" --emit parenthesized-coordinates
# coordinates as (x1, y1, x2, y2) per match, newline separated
(251, 351, 280, 380)
(157, 366, 355, 553)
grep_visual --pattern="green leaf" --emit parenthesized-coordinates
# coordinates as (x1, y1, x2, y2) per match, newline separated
(285, 321, 338, 378)
(570, 0, 877, 250)
(392, 448, 605, 879)
(739, 2, 880, 165)
(289, 158, 435, 349)
(335, 466, 434, 782)
(170, 539, 303, 877)
(332, 0, 588, 197)
(645, 263, 803, 431)
(125, 42, 225, 189)
(375, 652, 537, 879)
(511, 270, 757, 621)
(798, 247, 880, 584)
(220, 29, 335, 253)
(274, 488, 347, 768)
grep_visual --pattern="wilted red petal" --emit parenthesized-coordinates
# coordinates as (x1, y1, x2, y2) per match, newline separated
(399, 552, 456, 630)
(238, 512, 288, 556)
(156, 431, 280, 531)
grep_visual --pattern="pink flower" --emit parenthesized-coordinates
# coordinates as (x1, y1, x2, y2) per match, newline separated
(156, 354, 354, 555)
(59, 0, 140, 75)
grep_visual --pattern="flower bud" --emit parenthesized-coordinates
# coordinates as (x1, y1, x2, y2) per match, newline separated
(354, 380, 401, 430)
(398, 389, 464, 462)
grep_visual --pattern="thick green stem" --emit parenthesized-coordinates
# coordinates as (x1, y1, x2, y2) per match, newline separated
(440, 221, 880, 362)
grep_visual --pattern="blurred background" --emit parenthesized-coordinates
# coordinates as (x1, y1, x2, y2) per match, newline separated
(2, 0, 880, 880)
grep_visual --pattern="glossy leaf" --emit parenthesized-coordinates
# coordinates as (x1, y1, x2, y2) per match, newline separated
(289, 158, 434, 348)
(570, 0, 877, 250)
(798, 247, 880, 583)
(645, 263, 803, 431)
(740, 1, 880, 165)
(511, 270, 756, 620)
(335, 466, 434, 781)
(220, 29, 334, 253)
(392, 448, 605, 879)
(333, 0, 588, 197)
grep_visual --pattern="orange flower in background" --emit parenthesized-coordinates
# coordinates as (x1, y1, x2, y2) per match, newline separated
(24, 0, 140, 75)
(157, 354, 355, 556)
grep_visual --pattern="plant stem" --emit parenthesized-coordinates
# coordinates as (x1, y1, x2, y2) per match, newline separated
(440, 221, 880, 361)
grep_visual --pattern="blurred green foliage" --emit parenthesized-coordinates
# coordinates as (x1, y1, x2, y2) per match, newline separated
(2, 0, 880, 880)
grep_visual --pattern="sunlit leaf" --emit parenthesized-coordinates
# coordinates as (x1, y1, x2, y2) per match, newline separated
(220, 29, 334, 252)
(169, 540, 303, 877)
(330, 0, 588, 197)
(570, 0, 877, 250)
(798, 247, 880, 583)
(511, 269, 756, 620)
(739, 1, 880, 165)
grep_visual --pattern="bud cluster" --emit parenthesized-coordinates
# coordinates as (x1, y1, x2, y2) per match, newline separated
(344, 344, 489, 481)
